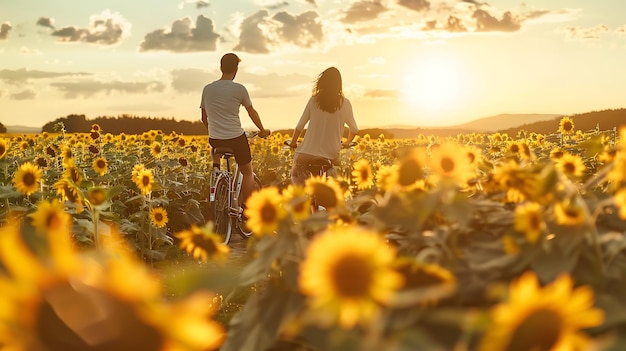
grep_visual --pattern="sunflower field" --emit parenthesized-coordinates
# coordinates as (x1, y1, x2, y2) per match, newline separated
(1, 117, 626, 350)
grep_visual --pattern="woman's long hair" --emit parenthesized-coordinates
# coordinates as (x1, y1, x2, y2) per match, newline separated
(312, 67, 344, 113)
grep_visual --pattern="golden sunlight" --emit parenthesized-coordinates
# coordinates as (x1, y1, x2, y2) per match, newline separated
(401, 55, 467, 124)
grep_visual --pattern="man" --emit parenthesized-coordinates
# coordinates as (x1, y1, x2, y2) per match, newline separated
(200, 53, 270, 211)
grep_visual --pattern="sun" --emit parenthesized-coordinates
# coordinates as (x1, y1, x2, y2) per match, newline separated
(401, 55, 467, 122)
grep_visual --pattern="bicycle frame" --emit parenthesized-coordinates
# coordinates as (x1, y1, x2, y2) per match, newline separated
(209, 149, 261, 244)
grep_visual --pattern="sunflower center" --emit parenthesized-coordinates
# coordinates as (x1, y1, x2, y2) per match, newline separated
(259, 201, 278, 223)
(359, 168, 369, 181)
(563, 162, 576, 174)
(46, 212, 62, 231)
(312, 184, 339, 209)
(398, 159, 423, 186)
(440, 157, 455, 173)
(332, 254, 372, 298)
(194, 234, 218, 254)
(96, 159, 106, 169)
(142, 175, 151, 187)
(507, 308, 563, 351)
(0, 145, 6, 155)
(23, 172, 36, 186)
(154, 213, 164, 222)
(529, 214, 542, 231)
(563, 122, 573, 132)
(404, 268, 446, 289)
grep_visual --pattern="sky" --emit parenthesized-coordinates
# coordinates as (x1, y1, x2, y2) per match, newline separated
(1, 0, 625, 130)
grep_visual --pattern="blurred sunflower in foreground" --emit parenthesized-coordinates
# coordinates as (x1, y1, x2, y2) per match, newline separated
(479, 271, 604, 351)
(175, 223, 230, 263)
(0, 221, 225, 351)
(298, 225, 403, 328)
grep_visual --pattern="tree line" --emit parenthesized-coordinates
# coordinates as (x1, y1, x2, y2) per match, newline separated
(40, 114, 207, 135)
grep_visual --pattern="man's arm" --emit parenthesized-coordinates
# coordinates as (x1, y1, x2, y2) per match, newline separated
(201, 108, 208, 129)
(245, 105, 270, 137)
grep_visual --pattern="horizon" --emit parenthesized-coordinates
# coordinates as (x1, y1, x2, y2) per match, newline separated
(1, 1, 626, 130)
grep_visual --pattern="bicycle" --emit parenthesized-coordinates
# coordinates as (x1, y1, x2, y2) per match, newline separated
(283, 139, 356, 212)
(210, 132, 264, 244)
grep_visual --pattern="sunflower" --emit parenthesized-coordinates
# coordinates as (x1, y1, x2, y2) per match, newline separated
(0, 222, 226, 351)
(394, 148, 426, 191)
(392, 258, 456, 306)
(132, 163, 146, 183)
(93, 156, 108, 176)
(175, 223, 230, 262)
(514, 202, 545, 244)
(479, 271, 604, 351)
(0, 138, 9, 159)
(375, 164, 399, 192)
(150, 142, 163, 158)
(87, 187, 108, 207)
(13, 162, 42, 196)
(134, 168, 155, 195)
(614, 189, 626, 220)
(305, 176, 345, 211)
(556, 153, 587, 179)
(428, 142, 473, 186)
(554, 201, 587, 226)
(351, 159, 374, 190)
(559, 116, 575, 135)
(61, 146, 73, 163)
(299, 226, 403, 328)
(53, 178, 85, 213)
(244, 187, 287, 236)
(63, 159, 85, 185)
(28, 199, 71, 235)
(282, 184, 311, 222)
(150, 207, 169, 228)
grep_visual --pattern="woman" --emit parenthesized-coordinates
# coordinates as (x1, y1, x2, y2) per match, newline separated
(288, 67, 359, 185)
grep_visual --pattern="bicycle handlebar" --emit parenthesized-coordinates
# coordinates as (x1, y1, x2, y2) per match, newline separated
(283, 139, 357, 149)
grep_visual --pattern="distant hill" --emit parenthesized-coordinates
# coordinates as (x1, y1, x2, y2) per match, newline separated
(499, 108, 626, 136)
(453, 113, 562, 132)
(5, 125, 41, 134)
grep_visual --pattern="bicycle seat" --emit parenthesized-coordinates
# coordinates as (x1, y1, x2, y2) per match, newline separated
(213, 147, 235, 156)
(306, 158, 333, 174)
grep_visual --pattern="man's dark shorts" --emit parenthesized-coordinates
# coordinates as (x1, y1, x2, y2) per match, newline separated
(209, 132, 252, 165)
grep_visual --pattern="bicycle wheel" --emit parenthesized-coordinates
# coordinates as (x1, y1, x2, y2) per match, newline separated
(213, 176, 232, 244)
(237, 175, 262, 238)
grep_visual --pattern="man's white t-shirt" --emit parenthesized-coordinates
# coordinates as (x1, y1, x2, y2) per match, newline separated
(200, 80, 252, 140)
(295, 96, 359, 161)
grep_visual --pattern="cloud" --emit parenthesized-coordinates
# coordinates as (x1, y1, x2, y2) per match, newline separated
(178, 0, 210, 9)
(50, 80, 166, 98)
(233, 10, 324, 53)
(273, 11, 324, 47)
(233, 10, 275, 54)
(341, 0, 389, 23)
(397, 0, 430, 12)
(0, 68, 91, 85)
(0, 22, 12, 40)
(11, 89, 37, 100)
(423, 15, 468, 32)
(139, 15, 220, 52)
(558, 24, 610, 40)
(364, 89, 400, 99)
(36, 17, 55, 29)
(50, 10, 131, 45)
(473, 9, 521, 32)
(254, 0, 290, 10)
(615, 25, 626, 35)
